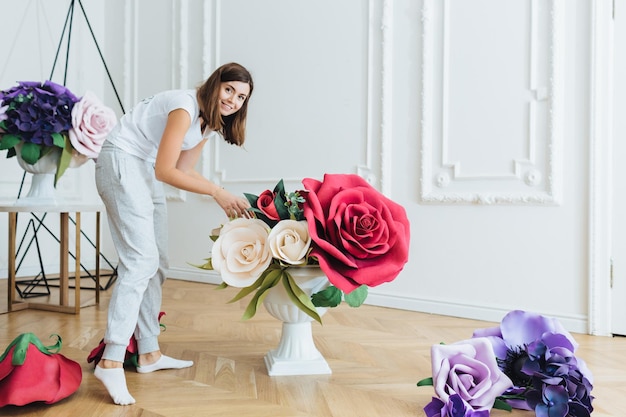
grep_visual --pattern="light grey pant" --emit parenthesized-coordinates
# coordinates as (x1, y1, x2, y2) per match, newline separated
(95, 141, 169, 362)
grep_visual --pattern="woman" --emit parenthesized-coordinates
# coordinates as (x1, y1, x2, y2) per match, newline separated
(94, 62, 254, 405)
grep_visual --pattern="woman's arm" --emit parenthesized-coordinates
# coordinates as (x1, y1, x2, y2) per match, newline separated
(155, 109, 250, 217)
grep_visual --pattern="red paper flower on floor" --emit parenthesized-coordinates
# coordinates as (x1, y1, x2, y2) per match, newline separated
(0, 333, 82, 407)
(87, 311, 166, 368)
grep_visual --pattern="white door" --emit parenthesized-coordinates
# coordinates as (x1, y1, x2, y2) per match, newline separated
(612, 0, 626, 336)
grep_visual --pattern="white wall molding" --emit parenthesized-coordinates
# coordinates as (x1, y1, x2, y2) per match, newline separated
(420, 0, 564, 205)
(173, 0, 189, 90)
(201, 0, 222, 192)
(202, 0, 220, 79)
(164, 0, 189, 202)
(378, 0, 392, 192)
(588, 0, 614, 336)
(203, 1, 385, 192)
(123, 0, 137, 109)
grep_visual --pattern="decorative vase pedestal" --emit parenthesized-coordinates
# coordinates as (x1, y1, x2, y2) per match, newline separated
(262, 267, 332, 376)
(16, 173, 58, 206)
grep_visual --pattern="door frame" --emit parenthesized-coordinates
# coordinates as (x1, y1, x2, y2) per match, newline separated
(588, 0, 613, 336)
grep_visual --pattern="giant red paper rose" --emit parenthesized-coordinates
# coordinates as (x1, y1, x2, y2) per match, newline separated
(302, 173, 410, 293)
(0, 333, 82, 407)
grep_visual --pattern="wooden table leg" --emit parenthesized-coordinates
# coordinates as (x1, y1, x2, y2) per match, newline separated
(74, 212, 81, 314)
(59, 212, 69, 306)
(96, 211, 101, 305)
(8, 212, 16, 312)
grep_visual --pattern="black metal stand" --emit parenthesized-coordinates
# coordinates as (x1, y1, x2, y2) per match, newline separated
(15, 212, 118, 298)
(14, 0, 125, 298)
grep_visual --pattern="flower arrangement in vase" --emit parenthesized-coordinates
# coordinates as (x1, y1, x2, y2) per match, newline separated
(0, 80, 117, 203)
(197, 173, 411, 323)
(196, 173, 411, 376)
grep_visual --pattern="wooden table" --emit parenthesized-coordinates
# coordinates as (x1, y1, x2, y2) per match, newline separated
(0, 203, 103, 314)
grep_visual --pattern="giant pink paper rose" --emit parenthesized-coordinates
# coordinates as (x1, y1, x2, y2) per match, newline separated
(302, 173, 410, 293)
(69, 90, 117, 158)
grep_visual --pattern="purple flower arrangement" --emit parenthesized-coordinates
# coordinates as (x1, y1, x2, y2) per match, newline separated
(0, 81, 78, 151)
(418, 310, 594, 417)
(0, 80, 117, 184)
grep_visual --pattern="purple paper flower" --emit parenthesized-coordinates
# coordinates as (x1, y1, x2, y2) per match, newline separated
(431, 337, 513, 411)
(0, 80, 78, 147)
(522, 334, 594, 417)
(472, 310, 594, 417)
(424, 394, 490, 417)
(473, 310, 578, 361)
(527, 385, 569, 417)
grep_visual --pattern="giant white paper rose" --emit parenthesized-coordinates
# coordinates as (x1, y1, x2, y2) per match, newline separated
(267, 220, 311, 265)
(211, 218, 272, 287)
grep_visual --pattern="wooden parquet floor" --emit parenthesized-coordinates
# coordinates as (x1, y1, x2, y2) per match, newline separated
(0, 278, 624, 416)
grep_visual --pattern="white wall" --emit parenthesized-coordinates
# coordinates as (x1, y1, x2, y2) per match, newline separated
(0, 0, 614, 335)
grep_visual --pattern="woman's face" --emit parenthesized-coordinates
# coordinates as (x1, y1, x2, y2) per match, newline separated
(218, 81, 250, 116)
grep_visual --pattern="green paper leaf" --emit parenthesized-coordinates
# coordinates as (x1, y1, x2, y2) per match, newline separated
(51, 132, 66, 148)
(240, 269, 282, 320)
(283, 272, 322, 324)
(0, 134, 20, 150)
(55, 135, 73, 186)
(188, 258, 214, 270)
(344, 285, 368, 307)
(243, 192, 259, 208)
(311, 286, 342, 307)
(273, 179, 285, 196)
(493, 398, 513, 412)
(20, 142, 44, 165)
(416, 377, 433, 387)
(228, 274, 266, 304)
(0, 333, 62, 366)
(126, 353, 139, 368)
(215, 282, 228, 290)
(273, 181, 290, 220)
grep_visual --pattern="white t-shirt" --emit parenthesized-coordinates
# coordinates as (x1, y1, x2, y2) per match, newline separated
(107, 89, 207, 162)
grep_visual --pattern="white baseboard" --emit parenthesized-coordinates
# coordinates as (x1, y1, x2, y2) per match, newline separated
(168, 266, 221, 285)
(365, 292, 589, 335)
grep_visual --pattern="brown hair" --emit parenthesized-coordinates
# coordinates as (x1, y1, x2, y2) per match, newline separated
(197, 62, 254, 146)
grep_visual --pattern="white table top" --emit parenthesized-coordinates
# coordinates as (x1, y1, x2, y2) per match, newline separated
(0, 201, 104, 213)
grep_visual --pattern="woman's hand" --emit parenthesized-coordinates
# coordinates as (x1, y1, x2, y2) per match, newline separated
(214, 188, 251, 219)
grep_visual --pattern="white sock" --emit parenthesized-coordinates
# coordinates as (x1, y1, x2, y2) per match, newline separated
(136, 354, 194, 374)
(94, 365, 136, 405)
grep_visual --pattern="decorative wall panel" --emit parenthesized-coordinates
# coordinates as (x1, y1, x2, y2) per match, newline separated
(200, 0, 386, 194)
(420, 0, 563, 204)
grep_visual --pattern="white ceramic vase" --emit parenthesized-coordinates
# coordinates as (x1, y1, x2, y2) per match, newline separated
(262, 266, 332, 376)
(13, 142, 89, 206)
(14, 144, 62, 206)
